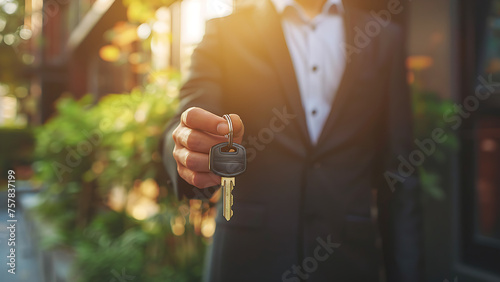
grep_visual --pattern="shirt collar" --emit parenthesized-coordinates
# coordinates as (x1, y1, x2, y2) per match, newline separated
(270, 0, 344, 16)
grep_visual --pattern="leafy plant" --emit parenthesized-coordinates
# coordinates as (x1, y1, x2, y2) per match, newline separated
(33, 81, 214, 281)
(411, 85, 459, 199)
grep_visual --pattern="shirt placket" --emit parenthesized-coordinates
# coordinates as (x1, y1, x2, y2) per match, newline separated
(306, 17, 326, 144)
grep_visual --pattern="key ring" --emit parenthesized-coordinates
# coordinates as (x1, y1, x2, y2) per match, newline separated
(223, 114, 233, 148)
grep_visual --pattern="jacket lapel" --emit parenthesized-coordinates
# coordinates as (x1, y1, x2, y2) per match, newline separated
(315, 5, 368, 148)
(252, 0, 312, 148)
(251, 1, 369, 150)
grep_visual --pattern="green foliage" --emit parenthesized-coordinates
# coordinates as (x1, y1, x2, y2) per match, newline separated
(93, 87, 174, 192)
(74, 211, 150, 282)
(0, 127, 34, 183)
(33, 81, 209, 281)
(412, 85, 459, 200)
(123, 0, 181, 23)
(0, 0, 26, 83)
(74, 209, 205, 282)
(33, 84, 178, 203)
(34, 95, 97, 185)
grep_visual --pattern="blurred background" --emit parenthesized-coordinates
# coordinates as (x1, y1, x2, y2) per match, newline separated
(0, 0, 499, 281)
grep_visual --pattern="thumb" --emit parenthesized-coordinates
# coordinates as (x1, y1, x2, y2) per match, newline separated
(216, 114, 244, 140)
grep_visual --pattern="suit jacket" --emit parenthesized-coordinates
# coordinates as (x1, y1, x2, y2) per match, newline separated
(162, 1, 423, 281)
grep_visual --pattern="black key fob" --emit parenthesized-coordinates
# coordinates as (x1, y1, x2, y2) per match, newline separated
(209, 142, 247, 177)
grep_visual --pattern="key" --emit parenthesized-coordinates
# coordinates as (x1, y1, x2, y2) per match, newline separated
(209, 142, 246, 220)
(209, 114, 246, 221)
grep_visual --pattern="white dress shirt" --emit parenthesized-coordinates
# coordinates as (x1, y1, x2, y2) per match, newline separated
(271, 0, 346, 144)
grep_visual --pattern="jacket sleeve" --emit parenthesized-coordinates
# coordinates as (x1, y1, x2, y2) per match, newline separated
(162, 19, 225, 200)
(377, 25, 424, 282)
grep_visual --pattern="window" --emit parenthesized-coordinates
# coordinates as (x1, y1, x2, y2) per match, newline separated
(459, 0, 500, 275)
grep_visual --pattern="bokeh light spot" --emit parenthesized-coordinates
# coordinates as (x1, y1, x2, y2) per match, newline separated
(14, 86, 28, 98)
(406, 55, 433, 70)
(137, 23, 151, 39)
(4, 34, 15, 45)
(22, 54, 35, 65)
(20, 28, 33, 40)
(201, 217, 216, 238)
(99, 45, 121, 62)
(3, 2, 18, 14)
(0, 16, 6, 32)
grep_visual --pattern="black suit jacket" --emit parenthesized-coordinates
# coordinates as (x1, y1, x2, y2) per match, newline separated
(163, 1, 423, 281)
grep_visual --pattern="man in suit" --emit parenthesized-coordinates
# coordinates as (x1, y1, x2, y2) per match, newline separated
(162, 0, 423, 281)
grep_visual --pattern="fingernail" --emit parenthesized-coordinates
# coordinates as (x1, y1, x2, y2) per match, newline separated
(217, 123, 227, 135)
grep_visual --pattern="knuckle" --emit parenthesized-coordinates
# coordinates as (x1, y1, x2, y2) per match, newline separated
(191, 173, 203, 188)
(177, 163, 186, 178)
(184, 130, 199, 149)
(178, 165, 197, 187)
(183, 107, 199, 126)
(186, 106, 199, 113)
(184, 152, 196, 169)
(172, 146, 180, 161)
(172, 126, 179, 142)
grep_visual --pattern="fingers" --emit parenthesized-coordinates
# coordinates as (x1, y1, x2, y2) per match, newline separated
(177, 162, 220, 188)
(181, 107, 244, 139)
(181, 107, 226, 135)
(174, 126, 227, 153)
(174, 144, 219, 188)
(173, 146, 210, 172)
(174, 107, 245, 189)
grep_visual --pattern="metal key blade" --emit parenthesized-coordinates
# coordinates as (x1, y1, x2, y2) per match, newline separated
(210, 142, 246, 221)
(222, 177, 235, 221)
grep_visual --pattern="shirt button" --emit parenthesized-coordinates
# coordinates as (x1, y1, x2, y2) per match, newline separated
(311, 24, 316, 31)
(312, 65, 318, 72)
(312, 109, 317, 116)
